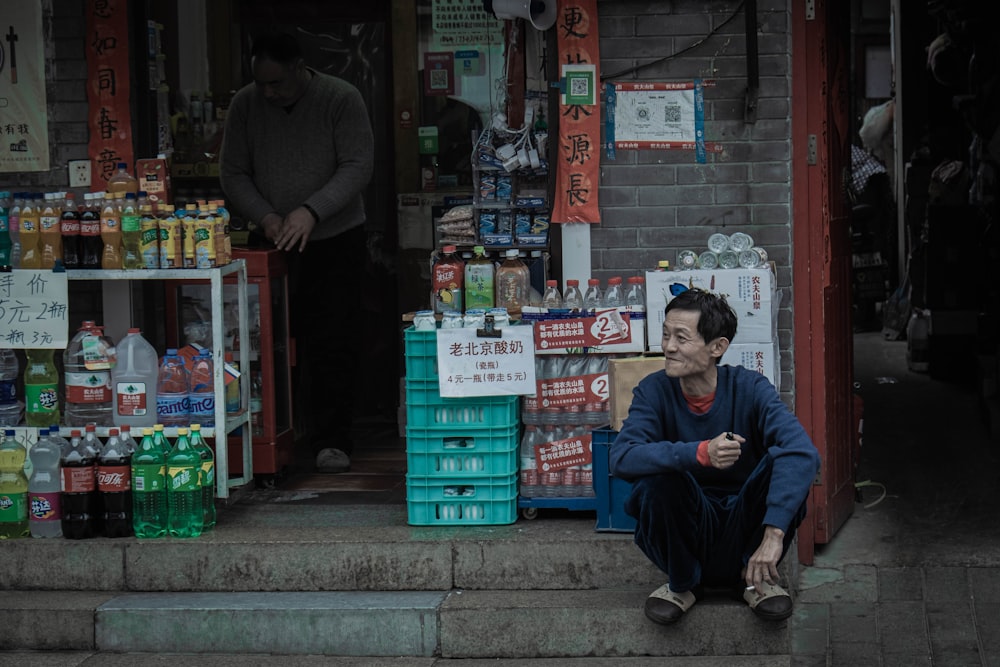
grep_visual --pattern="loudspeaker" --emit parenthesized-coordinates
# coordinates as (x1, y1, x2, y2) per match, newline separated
(484, 0, 557, 31)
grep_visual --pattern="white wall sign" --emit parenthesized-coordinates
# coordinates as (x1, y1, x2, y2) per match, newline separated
(436, 325, 536, 397)
(0, 269, 70, 349)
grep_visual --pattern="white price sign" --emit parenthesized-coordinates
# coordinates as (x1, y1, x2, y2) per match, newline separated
(0, 269, 70, 349)
(436, 325, 536, 397)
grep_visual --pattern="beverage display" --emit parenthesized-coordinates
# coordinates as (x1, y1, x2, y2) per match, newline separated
(118, 424, 137, 455)
(8, 192, 23, 269)
(698, 251, 719, 270)
(188, 351, 215, 427)
(166, 427, 203, 538)
(707, 232, 731, 254)
(63, 321, 114, 427)
(519, 424, 541, 498)
(120, 192, 143, 269)
(28, 428, 62, 537)
(189, 423, 215, 530)
(463, 245, 494, 310)
(0, 429, 29, 538)
(60, 428, 96, 539)
(624, 276, 646, 308)
(729, 231, 754, 252)
(739, 246, 768, 268)
(494, 249, 530, 316)
(156, 349, 190, 426)
(0, 348, 21, 427)
(24, 349, 60, 427)
(38, 192, 62, 269)
(100, 192, 123, 269)
(98, 428, 133, 538)
(60, 192, 81, 269)
(132, 427, 167, 539)
(112, 328, 159, 429)
(182, 203, 198, 269)
(602, 277, 624, 307)
(152, 423, 171, 457)
(562, 280, 584, 310)
(224, 352, 240, 415)
(718, 249, 740, 269)
(582, 279, 603, 310)
(139, 204, 159, 268)
(194, 205, 216, 268)
(79, 192, 103, 269)
(677, 250, 699, 270)
(107, 162, 139, 197)
(158, 204, 181, 268)
(432, 245, 464, 313)
(18, 193, 41, 269)
(541, 280, 563, 309)
(0, 191, 11, 267)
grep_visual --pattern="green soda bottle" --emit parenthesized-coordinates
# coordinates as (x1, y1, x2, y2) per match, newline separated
(189, 423, 216, 530)
(152, 423, 171, 457)
(166, 427, 202, 538)
(0, 429, 29, 538)
(131, 427, 167, 539)
(24, 349, 60, 427)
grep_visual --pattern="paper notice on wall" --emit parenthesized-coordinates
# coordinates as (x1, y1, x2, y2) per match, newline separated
(436, 325, 536, 397)
(0, 269, 70, 349)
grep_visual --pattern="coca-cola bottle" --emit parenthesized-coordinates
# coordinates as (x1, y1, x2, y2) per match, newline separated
(60, 428, 97, 539)
(97, 428, 133, 537)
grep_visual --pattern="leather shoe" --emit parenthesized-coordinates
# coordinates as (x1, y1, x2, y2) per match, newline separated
(644, 584, 696, 625)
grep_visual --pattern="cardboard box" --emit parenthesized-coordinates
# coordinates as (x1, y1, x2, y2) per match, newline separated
(608, 355, 664, 431)
(645, 268, 777, 349)
(722, 342, 779, 391)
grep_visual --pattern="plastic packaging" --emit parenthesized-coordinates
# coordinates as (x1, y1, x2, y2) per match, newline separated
(0, 429, 29, 538)
(79, 192, 103, 269)
(0, 191, 11, 267)
(64, 321, 114, 427)
(166, 427, 203, 538)
(100, 192, 123, 269)
(98, 428, 132, 538)
(152, 423, 171, 457)
(158, 204, 182, 268)
(60, 428, 96, 539)
(0, 349, 22, 426)
(562, 280, 584, 310)
(464, 245, 494, 310)
(8, 192, 23, 269)
(28, 428, 63, 537)
(494, 249, 530, 316)
(121, 192, 143, 270)
(190, 423, 215, 530)
(602, 277, 624, 308)
(60, 192, 81, 269)
(224, 352, 240, 415)
(538, 424, 564, 497)
(519, 425, 542, 498)
(139, 204, 159, 268)
(24, 349, 60, 427)
(106, 162, 139, 197)
(118, 424, 137, 455)
(156, 350, 190, 426)
(432, 245, 465, 313)
(625, 276, 646, 308)
(18, 193, 41, 269)
(189, 351, 215, 427)
(541, 280, 563, 309)
(131, 427, 167, 539)
(38, 192, 62, 270)
(582, 279, 603, 310)
(182, 204, 198, 269)
(112, 328, 159, 428)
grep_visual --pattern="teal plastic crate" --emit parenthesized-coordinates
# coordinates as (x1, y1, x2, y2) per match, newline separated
(406, 383, 520, 429)
(406, 423, 519, 456)
(406, 441, 517, 478)
(406, 473, 518, 502)
(404, 327, 439, 380)
(406, 474, 518, 526)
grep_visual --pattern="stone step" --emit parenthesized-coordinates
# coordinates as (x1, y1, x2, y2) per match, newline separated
(1, 589, 791, 658)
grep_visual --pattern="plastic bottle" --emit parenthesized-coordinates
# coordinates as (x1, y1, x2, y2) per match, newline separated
(582, 278, 603, 310)
(562, 279, 584, 311)
(79, 192, 103, 269)
(0, 429, 29, 538)
(132, 427, 167, 538)
(28, 428, 62, 537)
(0, 191, 11, 267)
(100, 191, 123, 269)
(60, 429, 95, 539)
(39, 192, 63, 269)
(432, 245, 464, 313)
(107, 162, 139, 197)
(194, 203, 217, 269)
(188, 351, 215, 427)
(494, 249, 530, 316)
(118, 424, 137, 455)
(24, 349, 60, 427)
(158, 204, 181, 268)
(0, 349, 21, 427)
(189, 423, 215, 530)
(182, 203, 199, 269)
(655, 260, 671, 271)
(541, 279, 563, 309)
(464, 245, 494, 310)
(112, 328, 159, 429)
(97, 428, 133, 537)
(157, 350, 190, 426)
(64, 321, 114, 427)
(602, 277, 624, 308)
(625, 276, 646, 308)
(139, 204, 159, 268)
(8, 192, 22, 269)
(538, 424, 564, 497)
(120, 192, 143, 270)
(250, 371, 264, 437)
(152, 423, 171, 457)
(518, 424, 541, 498)
(166, 427, 203, 538)
(213, 199, 232, 267)
(59, 192, 81, 269)
(224, 352, 240, 415)
(18, 193, 41, 269)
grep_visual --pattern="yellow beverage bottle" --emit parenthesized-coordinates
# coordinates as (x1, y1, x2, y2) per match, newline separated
(120, 193, 143, 269)
(195, 204, 216, 269)
(38, 192, 63, 269)
(158, 205, 181, 269)
(106, 162, 139, 197)
(139, 204, 159, 269)
(100, 192, 123, 269)
(182, 203, 198, 269)
(18, 193, 41, 269)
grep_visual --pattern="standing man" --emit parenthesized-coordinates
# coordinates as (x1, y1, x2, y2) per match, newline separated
(610, 289, 820, 625)
(220, 32, 374, 473)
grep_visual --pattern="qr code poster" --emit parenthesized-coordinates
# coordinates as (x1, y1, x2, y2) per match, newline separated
(605, 81, 717, 159)
(423, 52, 455, 96)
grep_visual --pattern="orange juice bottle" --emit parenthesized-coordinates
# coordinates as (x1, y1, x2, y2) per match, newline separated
(106, 162, 139, 197)
(19, 193, 42, 269)
(100, 192, 123, 269)
(39, 192, 63, 269)
(158, 204, 181, 268)
(182, 203, 198, 268)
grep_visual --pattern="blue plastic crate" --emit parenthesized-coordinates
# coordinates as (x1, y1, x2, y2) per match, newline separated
(406, 423, 519, 456)
(591, 428, 637, 532)
(406, 474, 518, 526)
(404, 327, 439, 380)
(407, 442, 518, 478)
(406, 382, 520, 429)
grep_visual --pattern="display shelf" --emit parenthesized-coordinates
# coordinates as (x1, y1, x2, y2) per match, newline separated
(66, 260, 252, 499)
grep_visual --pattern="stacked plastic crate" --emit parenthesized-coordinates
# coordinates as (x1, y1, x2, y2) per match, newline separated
(403, 326, 521, 525)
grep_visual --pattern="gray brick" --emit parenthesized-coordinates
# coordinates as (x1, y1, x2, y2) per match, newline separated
(830, 642, 881, 666)
(676, 163, 749, 185)
(924, 568, 971, 602)
(602, 164, 676, 187)
(929, 640, 986, 667)
(599, 186, 638, 207)
(53, 38, 85, 60)
(638, 184, 714, 206)
(975, 602, 1000, 649)
(717, 184, 751, 205)
(677, 205, 749, 227)
(751, 119, 792, 142)
(601, 37, 682, 60)
(600, 206, 674, 228)
(640, 225, 714, 248)
(756, 97, 792, 120)
(598, 16, 635, 37)
(926, 602, 978, 642)
(751, 204, 792, 225)
(882, 654, 932, 667)
(879, 567, 924, 601)
(970, 568, 1000, 602)
(878, 601, 929, 652)
(635, 13, 712, 37)
(830, 601, 878, 644)
(752, 162, 791, 183)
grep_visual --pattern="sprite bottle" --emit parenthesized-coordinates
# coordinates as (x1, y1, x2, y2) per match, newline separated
(166, 427, 202, 538)
(0, 429, 29, 538)
(131, 427, 167, 539)
(189, 423, 216, 530)
(24, 349, 60, 427)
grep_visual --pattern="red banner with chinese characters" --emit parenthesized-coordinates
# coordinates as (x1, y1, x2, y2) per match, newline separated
(85, 0, 133, 188)
(536, 432, 592, 472)
(551, 0, 600, 224)
(533, 310, 633, 349)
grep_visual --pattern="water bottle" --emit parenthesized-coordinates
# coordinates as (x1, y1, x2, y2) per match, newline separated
(188, 351, 215, 427)
(0, 191, 11, 267)
(28, 428, 62, 537)
(602, 277, 624, 308)
(98, 428, 133, 538)
(625, 276, 646, 309)
(166, 427, 203, 538)
(562, 280, 584, 311)
(24, 349, 60, 427)
(112, 328, 159, 429)
(190, 423, 215, 530)
(582, 279, 603, 310)
(0, 429, 29, 538)
(63, 321, 114, 426)
(519, 425, 541, 498)
(82, 424, 104, 536)
(538, 424, 564, 497)
(541, 280, 563, 309)
(118, 424, 137, 455)
(0, 349, 22, 426)
(156, 350, 190, 427)
(60, 428, 96, 539)
(132, 427, 167, 539)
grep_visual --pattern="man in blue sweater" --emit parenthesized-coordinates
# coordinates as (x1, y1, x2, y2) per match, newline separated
(609, 289, 820, 625)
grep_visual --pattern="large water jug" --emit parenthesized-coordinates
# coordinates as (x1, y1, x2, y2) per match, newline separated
(112, 328, 159, 429)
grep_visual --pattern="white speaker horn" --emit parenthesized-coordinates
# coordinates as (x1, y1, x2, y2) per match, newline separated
(487, 0, 557, 31)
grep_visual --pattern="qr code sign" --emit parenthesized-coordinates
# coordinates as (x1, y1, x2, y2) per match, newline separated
(664, 104, 681, 124)
(570, 77, 590, 97)
(430, 68, 449, 90)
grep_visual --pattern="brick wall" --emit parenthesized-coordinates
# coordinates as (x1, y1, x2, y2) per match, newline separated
(595, 0, 795, 393)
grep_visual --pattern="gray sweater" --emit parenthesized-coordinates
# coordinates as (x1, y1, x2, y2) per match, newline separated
(219, 69, 374, 241)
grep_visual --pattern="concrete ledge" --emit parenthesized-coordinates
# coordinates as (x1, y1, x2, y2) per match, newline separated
(95, 591, 447, 656)
(0, 591, 116, 650)
(0, 540, 126, 590)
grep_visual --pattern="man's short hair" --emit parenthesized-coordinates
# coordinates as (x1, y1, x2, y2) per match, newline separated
(251, 32, 302, 67)
(665, 288, 738, 344)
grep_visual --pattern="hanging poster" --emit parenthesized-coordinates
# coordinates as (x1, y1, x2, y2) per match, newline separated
(85, 0, 133, 188)
(551, 0, 600, 224)
(0, 1, 50, 173)
(435, 326, 536, 397)
(431, 0, 503, 49)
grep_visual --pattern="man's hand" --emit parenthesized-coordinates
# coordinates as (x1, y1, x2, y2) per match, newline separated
(745, 525, 784, 589)
(274, 206, 317, 252)
(707, 431, 744, 469)
(258, 212, 284, 243)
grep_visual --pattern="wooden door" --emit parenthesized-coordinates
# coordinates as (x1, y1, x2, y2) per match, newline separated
(791, 0, 856, 565)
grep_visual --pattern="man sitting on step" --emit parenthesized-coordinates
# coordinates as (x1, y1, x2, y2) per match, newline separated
(609, 288, 821, 625)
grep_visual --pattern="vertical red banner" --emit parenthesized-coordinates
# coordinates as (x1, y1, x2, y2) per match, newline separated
(85, 0, 133, 188)
(551, 0, 600, 224)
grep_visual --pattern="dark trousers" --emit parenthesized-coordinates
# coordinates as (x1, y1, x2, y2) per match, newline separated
(288, 225, 367, 453)
(624, 455, 805, 592)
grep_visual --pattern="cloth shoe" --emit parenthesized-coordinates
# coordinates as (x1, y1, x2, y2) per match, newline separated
(743, 580, 793, 621)
(315, 447, 351, 473)
(644, 583, 697, 625)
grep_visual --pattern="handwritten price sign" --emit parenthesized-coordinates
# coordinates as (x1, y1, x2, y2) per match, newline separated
(0, 270, 70, 348)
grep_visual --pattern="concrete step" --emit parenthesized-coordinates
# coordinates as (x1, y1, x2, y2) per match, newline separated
(1, 589, 791, 658)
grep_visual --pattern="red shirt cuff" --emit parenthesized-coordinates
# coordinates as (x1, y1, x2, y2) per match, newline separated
(697, 440, 711, 467)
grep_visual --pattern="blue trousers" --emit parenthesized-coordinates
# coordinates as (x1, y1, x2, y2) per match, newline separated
(624, 455, 806, 592)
